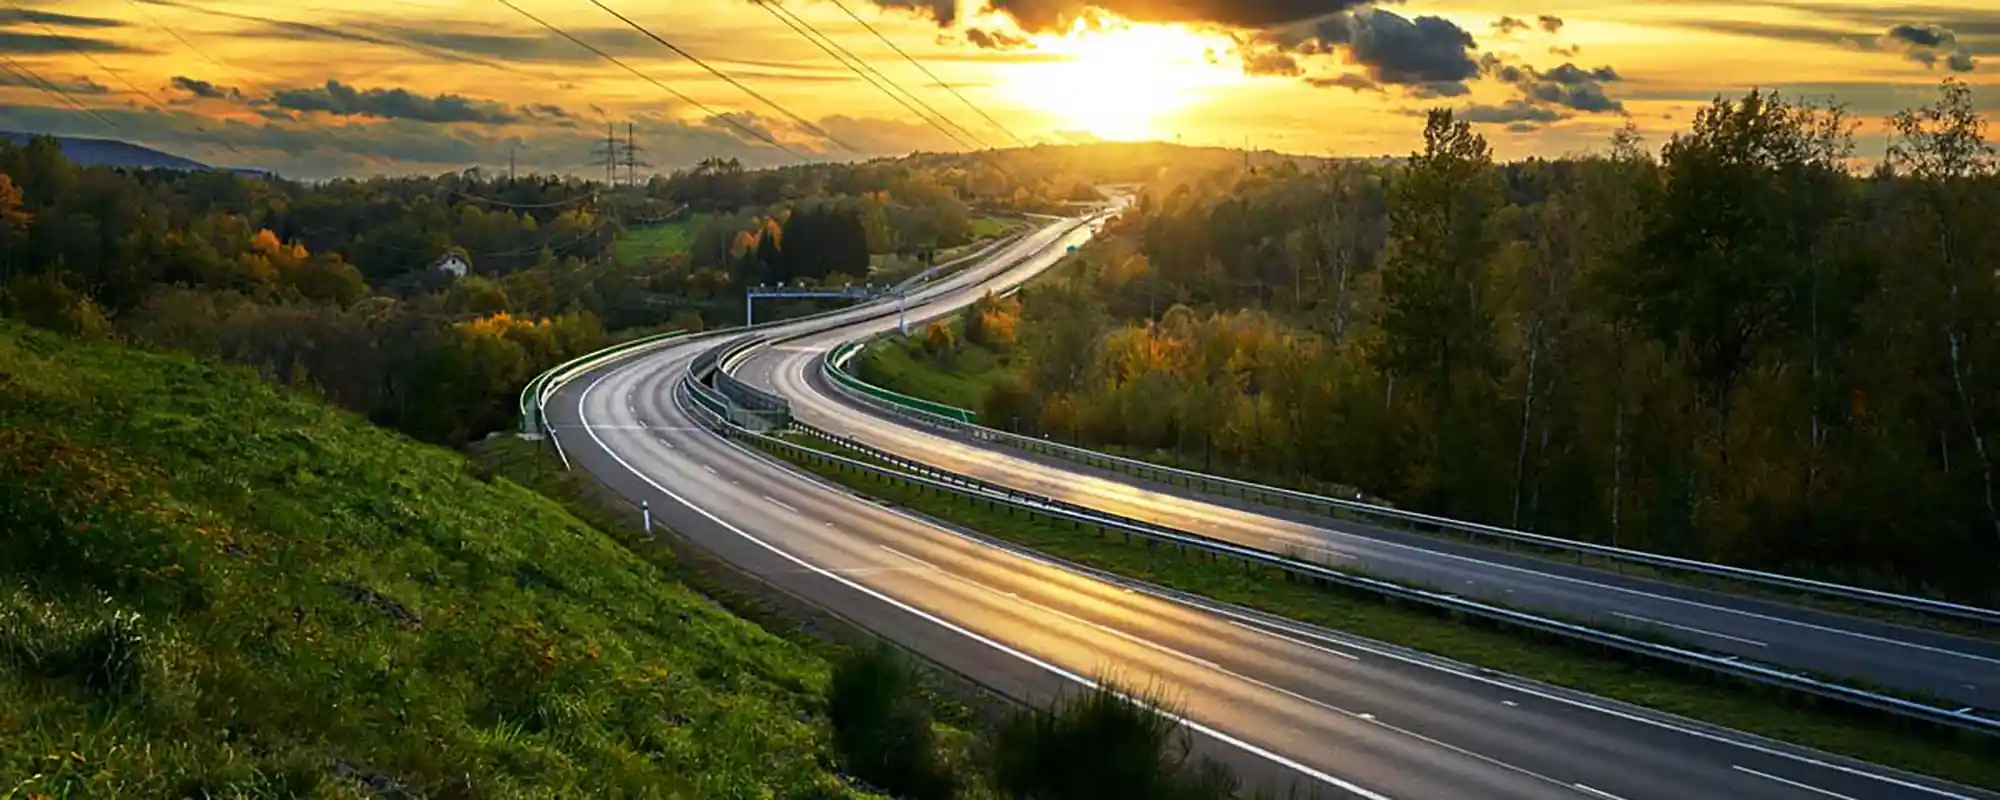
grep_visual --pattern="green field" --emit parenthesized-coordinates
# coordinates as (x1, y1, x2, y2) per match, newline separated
(857, 334, 1010, 414)
(613, 214, 709, 266)
(0, 324, 861, 797)
(762, 434, 2000, 793)
(968, 217, 1019, 240)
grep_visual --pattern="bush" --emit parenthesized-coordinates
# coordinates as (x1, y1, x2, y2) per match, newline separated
(993, 681, 1237, 800)
(827, 644, 959, 799)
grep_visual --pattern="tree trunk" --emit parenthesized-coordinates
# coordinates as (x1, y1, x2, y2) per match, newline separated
(1513, 317, 1542, 527)
(1937, 222, 2000, 544)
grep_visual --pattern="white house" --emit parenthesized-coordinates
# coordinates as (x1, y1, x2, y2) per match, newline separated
(434, 252, 470, 278)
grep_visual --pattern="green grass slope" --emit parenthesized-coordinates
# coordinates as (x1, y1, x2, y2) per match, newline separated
(0, 323, 858, 799)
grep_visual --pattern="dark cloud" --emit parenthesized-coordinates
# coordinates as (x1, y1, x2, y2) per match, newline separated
(0, 93, 946, 180)
(872, 0, 959, 26)
(170, 76, 241, 101)
(1287, 8, 1482, 86)
(271, 81, 521, 125)
(5, 9, 127, 29)
(1667, 19, 1869, 47)
(1549, 44, 1580, 57)
(907, 0, 1374, 33)
(1537, 15, 1564, 34)
(1458, 100, 1566, 126)
(1882, 24, 1978, 71)
(133, 0, 521, 72)
(1406, 81, 1470, 98)
(1242, 48, 1303, 76)
(966, 27, 1030, 50)
(0, 71, 110, 96)
(1307, 73, 1382, 92)
(1482, 55, 1626, 114)
(0, 29, 144, 54)
(1491, 16, 1530, 36)
(1886, 23, 1950, 48)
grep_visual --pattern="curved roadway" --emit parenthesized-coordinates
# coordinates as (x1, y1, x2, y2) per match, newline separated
(552, 218, 1995, 800)
(738, 285, 2000, 716)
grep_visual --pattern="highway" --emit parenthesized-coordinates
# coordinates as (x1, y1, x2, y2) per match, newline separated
(735, 275, 2000, 716)
(550, 217, 1997, 799)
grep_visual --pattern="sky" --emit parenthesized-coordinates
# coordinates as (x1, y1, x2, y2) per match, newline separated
(0, 0, 1992, 179)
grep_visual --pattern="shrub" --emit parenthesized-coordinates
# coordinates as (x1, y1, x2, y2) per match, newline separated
(992, 681, 1237, 800)
(827, 644, 959, 799)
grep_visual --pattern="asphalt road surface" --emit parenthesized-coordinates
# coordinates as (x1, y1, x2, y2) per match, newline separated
(731, 253, 2000, 716)
(551, 217, 1996, 800)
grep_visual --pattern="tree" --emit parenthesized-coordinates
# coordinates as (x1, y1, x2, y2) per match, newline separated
(1374, 109, 1505, 514)
(0, 173, 31, 286)
(1886, 78, 2000, 545)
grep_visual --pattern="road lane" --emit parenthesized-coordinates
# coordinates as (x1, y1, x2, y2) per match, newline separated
(739, 312, 2000, 713)
(548, 330, 1992, 800)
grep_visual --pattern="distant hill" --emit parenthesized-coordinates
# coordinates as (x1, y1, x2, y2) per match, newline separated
(0, 132, 270, 177)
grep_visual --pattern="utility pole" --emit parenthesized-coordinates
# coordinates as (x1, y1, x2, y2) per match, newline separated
(592, 122, 619, 188)
(508, 142, 517, 182)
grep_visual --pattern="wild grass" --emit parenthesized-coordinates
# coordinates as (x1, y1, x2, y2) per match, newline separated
(0, 322, 859, 798)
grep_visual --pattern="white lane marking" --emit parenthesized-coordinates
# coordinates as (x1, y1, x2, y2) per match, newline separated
(939, 569, 1224, 671)
(637, 419, 649, 428)
(1573, 784, 1626, 800)
(1502, 701, 1519, 708)
(822, 388, 2000, 668)
(702, 464, 718, 475)
(834, 481, 1982, 800)
(1226, 620, 1359, 661)
(1732, 766, 1860, 799)
(764, 495, 801, 514)
(577, 356, 1397, 800)
(1180, 609, 1980, 800)
(1612, 612, 1769, 648)
(879, 545, 942, 572)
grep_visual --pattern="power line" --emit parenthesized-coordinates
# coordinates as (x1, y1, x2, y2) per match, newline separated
(0, 54, 122, 133)
(584, 0, 858, 153)
(822, 0, 1027, 148)
(493, 0, 813, 162)
(749, 0, 980, 150)
(8, 2, 245, 157)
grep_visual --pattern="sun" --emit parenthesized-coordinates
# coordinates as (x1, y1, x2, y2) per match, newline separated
(1000, 21, 1247, 142)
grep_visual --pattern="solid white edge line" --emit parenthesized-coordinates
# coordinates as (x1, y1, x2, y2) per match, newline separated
(793, 411, 1983, 800)
(1225, 620, 1359, 661)
(1732, 765, 1862, 800)
(578, 345, 1396, 800)
(1573, 784, 1627, 800)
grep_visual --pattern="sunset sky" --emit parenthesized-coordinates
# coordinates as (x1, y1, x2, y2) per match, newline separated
(0, 0, 1991, 178)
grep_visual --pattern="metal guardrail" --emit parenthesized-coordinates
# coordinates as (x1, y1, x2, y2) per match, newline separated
(818, 348, 2000, 627)
(825, 341, 978, 423)
(710, 415, 1999, 738)
(519, 329, 687, 439)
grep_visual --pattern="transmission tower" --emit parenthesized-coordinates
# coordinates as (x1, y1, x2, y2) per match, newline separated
(623, 122, 650, 188)
(591, 121, 621, 187)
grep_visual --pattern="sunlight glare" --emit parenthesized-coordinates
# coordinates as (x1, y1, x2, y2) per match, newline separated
(1002, 21, 1245, 141)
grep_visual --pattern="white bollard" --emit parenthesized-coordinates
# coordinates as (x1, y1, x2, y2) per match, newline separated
(642, 500, 652, 534)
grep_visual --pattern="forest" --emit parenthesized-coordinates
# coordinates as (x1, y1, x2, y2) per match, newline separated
(0, 139, 1218, 444)
(872, 80, 2000, 603)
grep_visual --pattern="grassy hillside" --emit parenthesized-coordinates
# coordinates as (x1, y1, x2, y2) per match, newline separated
(857, 335, 1009, 415)
(614, 215, 709, 266)
(0, 323, 859, 798)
